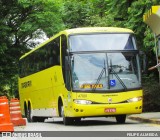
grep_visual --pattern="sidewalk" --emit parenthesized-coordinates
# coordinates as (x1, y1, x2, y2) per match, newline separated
(128, 112, 160, 124)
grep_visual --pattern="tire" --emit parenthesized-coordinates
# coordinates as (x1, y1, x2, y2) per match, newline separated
(74, 117, 81, 124)
(27, 103, 46, 122)
(63, 116, 74, 125)
(60, 105, 73, 125)
(27, 104, 32, 122)
(24, 103, 27, 118)
(32, 117, 46, 122)
(116, 115, 126, 124)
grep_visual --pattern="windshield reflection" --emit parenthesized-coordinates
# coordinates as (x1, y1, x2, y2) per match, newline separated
(71, 52, 141, 92)
(69, 34, 136, 52)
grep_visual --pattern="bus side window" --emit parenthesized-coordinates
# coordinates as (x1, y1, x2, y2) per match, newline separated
(55, 37, 60, 65)
(19, 60, 24, 78)
(48, 37, 60, 66)
(49, 47, 54, 66)
(61, 35, 71, 91)
(61, 35, 67, 80)
(19, 36, 61, 78)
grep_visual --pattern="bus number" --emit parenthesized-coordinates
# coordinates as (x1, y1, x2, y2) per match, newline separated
(78, 94, 87, 98)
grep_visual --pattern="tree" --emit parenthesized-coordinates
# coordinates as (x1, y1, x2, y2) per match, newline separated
(62, 0, 91, 28)
(0, 0, 64, 95)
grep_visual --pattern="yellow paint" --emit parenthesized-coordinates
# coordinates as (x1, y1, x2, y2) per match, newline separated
(143, 6, 160, 36)
(152, 6, 159, 14)
(19, 27, 142, 118)
(67, 90, 142, 117)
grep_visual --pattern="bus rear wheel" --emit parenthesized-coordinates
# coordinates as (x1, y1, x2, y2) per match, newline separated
(32, 117, 46, 122)
(115, 115, 126, 124)
(27, 104, 32, 122)
(24, 102, 27, 118)
(27, 104, 45, 122)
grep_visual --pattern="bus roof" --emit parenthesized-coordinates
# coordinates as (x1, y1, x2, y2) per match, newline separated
(20, 27, 134, 59)
(63, 27, 133, 35)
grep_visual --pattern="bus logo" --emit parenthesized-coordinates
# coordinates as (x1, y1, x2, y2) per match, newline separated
(108, 98, 112, 103)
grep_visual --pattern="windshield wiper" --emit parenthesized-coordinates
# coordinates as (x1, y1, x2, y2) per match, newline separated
(92, 60, 106, 91)
(109, 66, 127, 91)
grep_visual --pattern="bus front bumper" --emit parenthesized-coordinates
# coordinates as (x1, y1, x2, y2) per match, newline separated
(66, 101, 142, 117)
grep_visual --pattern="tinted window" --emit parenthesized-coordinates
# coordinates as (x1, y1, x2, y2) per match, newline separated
(19, 37, 60, 78)
(69, 34, 136, 52)
(61, 34, 71, 90)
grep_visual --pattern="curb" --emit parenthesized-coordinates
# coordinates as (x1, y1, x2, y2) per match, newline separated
(128, 116, 160, 125)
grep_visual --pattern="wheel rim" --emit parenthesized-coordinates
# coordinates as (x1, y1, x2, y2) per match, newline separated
(27, 105, 33, 122)
(27, 108, 31, 122)
(61, 105, 66, 124)
(61, 106, 64, 117)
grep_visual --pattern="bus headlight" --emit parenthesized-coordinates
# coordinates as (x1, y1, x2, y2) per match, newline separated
(74, 100, 92, 105)
(127, 97, 142, 103)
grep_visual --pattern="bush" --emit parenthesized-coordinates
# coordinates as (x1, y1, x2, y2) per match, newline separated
(142, 74, 160, 112)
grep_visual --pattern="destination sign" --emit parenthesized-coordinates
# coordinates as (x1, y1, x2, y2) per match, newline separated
(80, 84, 103, 89)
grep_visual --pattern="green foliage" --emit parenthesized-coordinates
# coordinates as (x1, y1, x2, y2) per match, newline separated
(1, 0, 160, 109)
(103, 0, 160, 112)
(142, 74, 160, 112)
(62, 0, 90, 28)
(0, 0, 64, 97)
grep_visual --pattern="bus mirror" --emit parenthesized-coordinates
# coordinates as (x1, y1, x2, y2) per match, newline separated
(139, 51, 147, 73)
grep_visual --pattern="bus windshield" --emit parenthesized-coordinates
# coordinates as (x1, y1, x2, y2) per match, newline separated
(70, 52, 141, 92)
(69, 34, 136, 52)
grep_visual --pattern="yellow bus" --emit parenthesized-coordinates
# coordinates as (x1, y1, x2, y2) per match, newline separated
(19, 27, 143, 125)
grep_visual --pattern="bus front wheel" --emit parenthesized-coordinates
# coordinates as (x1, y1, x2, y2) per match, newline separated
(60, 105, 73, 125)
(115, 115, 126, 124)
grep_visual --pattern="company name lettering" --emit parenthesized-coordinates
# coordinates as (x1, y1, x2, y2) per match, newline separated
(21, 81, 32, 88)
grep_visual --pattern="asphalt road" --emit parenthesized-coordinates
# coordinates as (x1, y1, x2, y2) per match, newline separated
(2, 117, 160, 140)
(14, 117, 160, 131)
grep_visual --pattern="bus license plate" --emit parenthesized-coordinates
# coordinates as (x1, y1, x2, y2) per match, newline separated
(104, 108, 116, 113)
